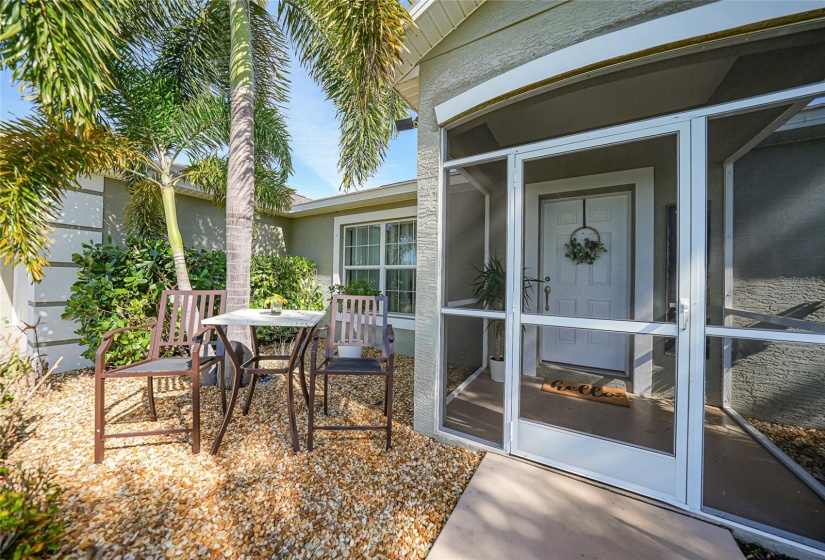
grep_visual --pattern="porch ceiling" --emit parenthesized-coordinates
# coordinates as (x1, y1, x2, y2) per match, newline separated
(393, 0, 487, 110)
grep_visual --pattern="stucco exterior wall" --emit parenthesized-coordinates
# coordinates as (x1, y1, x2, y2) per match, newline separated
(102, 178, 291, 255)
(725, 138, 825, 429)
(414, 0, 711, 437)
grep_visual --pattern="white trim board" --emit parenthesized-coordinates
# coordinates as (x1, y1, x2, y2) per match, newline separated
(434, 1, 825, 124)
(332, 206, 417, 330)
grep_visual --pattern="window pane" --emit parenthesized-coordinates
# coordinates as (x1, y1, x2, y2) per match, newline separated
(402, 221, 416, 242)
(387, 269, 416, 314)
(399, 242, 415, 266)
(369, 224, 380, 245)
(386, 223, 399, 244)
(386, 243, 399, 266)
(346, 269, 379, 290)
(368, 245, 380, 266)
(386, 221, 417, 267)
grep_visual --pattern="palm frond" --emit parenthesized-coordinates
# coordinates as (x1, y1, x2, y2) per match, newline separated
(100, 50, 183, 152)
(253, 166, 295, 214)
(171, 92, 231, 163)
(186, 152, 295, 215)
(124, 174, 166, 238)
(184, 155, 229, 207)
(0, 114, 134, 280)
(155, 0, 289, 108)
(155, 0, 231, 101)
(0, 0, 123, 128)
(249, 1, 290, 107)
(279, 0, 412, 190)
(253, 100, 292, 184)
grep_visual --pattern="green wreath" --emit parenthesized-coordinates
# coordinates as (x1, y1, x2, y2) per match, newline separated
(565, 233, 607, 265)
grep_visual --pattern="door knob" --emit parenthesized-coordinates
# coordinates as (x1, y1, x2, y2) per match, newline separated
(544, 285, 551, 312)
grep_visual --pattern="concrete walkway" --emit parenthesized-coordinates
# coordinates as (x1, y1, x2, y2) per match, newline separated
(429, 454, 744, 560)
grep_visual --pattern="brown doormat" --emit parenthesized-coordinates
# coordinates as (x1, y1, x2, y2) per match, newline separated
(541, 378, 630, 407)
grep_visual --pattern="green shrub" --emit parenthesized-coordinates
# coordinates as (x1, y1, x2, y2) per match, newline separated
(64, 237, 324, 364)
(0, 463, 64, 559)
(250, 253, 324, 310)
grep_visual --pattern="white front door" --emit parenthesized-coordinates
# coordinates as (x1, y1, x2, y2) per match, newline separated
(540, 194, 630, 373)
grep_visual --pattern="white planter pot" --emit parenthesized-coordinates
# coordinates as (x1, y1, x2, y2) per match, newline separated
(338, 345, 363, 358)
(489, 357, 505, 383)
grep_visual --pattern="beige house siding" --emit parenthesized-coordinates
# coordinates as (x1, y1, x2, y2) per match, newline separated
(413, 0, 696, 437)
(0, 262, 15, 340)
(102, 177, 292, 255)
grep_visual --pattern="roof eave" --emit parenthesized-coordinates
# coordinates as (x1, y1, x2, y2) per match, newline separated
(392, 0, 488, 110)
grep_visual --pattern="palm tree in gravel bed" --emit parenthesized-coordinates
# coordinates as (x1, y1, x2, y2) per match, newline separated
(230, 0, 414, 354)
(99, 31, 293, 291)
(172, 0, 413, 354)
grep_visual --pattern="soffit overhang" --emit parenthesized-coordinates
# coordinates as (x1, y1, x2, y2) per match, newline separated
(393, 0, 487, 110)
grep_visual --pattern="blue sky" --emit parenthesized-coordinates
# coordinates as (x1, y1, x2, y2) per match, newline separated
(0, 54, 417, 201)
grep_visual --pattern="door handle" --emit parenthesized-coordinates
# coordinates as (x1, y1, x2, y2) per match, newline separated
(679, 298, 690, 330)
(544, 286, 551, 312)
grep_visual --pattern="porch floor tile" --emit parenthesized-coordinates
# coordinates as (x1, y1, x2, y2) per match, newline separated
(428, 453, 744, 560)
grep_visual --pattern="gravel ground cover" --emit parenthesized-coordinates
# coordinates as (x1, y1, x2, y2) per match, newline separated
(444, 365, 477, 397)
(746, 417, 825, 484)
(9, 347, 482, 559)
(736, 539, 798, 560)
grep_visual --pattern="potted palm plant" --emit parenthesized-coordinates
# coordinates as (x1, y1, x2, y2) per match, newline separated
(329, 279, 382, 358)
(471, 257, 539, 382)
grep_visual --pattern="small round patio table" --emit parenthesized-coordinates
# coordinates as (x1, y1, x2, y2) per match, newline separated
(202, 309, 325, 454)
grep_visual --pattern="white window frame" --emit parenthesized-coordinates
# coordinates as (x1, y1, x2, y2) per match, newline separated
(333, 206, 417, 330)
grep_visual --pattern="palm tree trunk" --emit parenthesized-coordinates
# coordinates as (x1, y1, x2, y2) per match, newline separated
(160, 183, 192, 291)
(226, 0, 255, 380)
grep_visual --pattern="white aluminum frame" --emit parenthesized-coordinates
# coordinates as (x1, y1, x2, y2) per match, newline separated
(436, 79, 825, 555)
(436, 157, 509, 450)
(509, 122, 692, 504)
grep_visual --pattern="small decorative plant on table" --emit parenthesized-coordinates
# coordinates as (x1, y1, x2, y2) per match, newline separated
(328, 279, 382, 358)
(263, 294, 288, 315)
(471, 257, 539, 382)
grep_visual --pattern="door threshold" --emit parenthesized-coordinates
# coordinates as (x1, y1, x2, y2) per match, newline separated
(540, 360, 627, 378)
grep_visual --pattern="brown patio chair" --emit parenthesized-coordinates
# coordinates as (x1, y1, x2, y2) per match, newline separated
(307, 294, 394, 450)
(94, 290, 226, 463)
